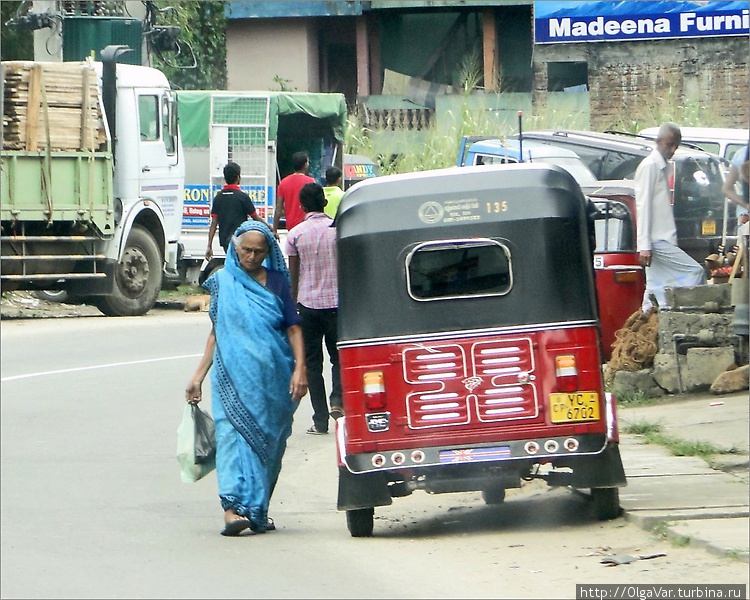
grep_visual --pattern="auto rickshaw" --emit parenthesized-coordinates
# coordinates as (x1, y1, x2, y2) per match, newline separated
(335, 163, 627, 537)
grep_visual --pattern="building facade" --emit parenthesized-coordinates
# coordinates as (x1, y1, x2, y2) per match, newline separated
(224, 1, 749, 130)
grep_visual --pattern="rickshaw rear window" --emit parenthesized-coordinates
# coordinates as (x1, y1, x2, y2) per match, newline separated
(592, 200, 635, 252)
(406, 239, 512, 301)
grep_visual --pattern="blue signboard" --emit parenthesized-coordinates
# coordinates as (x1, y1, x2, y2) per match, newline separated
(534, 1, 749, 44)
(182, 185, 275, 229)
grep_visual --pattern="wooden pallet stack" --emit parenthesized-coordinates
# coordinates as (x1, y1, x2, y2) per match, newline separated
(2, 60, 107, 152)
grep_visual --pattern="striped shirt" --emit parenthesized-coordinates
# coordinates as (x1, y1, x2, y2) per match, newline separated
(285, 212, 338, 309)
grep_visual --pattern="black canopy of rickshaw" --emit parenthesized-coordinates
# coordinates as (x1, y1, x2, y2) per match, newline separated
(336, 164, 599, 343)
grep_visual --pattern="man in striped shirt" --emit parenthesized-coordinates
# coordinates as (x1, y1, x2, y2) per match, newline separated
(286, 183, 342, 435)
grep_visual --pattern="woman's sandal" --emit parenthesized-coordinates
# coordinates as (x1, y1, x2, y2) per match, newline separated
(221, 518, 252, 537)
(247, 517, 276, 534)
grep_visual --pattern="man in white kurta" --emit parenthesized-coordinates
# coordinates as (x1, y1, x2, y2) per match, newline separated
(635, 122, 706, 312)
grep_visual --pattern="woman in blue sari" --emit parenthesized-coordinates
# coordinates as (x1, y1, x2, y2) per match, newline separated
(186, 221, 307, 536)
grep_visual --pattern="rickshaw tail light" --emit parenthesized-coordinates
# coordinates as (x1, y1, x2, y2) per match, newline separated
(614, 270, 639, 284)
(363, 371, 387, 410)
(555, 354, 578, 393)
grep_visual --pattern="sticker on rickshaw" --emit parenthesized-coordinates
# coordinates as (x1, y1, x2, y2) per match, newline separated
(701, 220, 716, 235)
(366, 412, 390, 432)
(418, 198, 485, 225)
(549, 392, 600, 423)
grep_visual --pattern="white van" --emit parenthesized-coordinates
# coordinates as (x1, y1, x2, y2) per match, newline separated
(639, 126, 748, 161)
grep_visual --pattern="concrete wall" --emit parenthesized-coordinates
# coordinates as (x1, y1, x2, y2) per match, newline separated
(226, 19, 320, 92)
(533, 37, 750, 131)
(611, 281, 748, 396)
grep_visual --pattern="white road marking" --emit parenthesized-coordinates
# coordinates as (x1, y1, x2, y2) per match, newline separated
(1, 354, 203, 382)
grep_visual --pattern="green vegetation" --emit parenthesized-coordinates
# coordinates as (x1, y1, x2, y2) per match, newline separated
(608, 88, 722, 134)
(345, 78, 727, 177)
(649, 521, 690, 548)
(670, 535, 692, 547)
(622, 420, 744, 459)
(345, 87, 529, 176)
(0, 2, 34, 60)
(272, 75, 295, 92)
(612, 389, 661, 408)
(0, 2, 226, 90)
(622, 420, 663, 436)
(150, 1, 227, 90)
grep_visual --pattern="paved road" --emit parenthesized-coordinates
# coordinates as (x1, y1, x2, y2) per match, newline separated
(1, 311, 748, 599)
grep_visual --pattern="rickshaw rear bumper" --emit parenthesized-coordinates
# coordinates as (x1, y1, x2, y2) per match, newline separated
(337, 436, 627, 510)
(341, 432, 617, 475)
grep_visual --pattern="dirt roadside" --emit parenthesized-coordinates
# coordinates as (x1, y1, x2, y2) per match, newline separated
(0, 288, 203, 319)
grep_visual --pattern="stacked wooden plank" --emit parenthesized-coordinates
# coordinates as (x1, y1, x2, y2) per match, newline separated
(2, 60, 107, 152)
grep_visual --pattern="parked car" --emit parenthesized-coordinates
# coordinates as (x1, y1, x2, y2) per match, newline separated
(638, 126, 749, 161)
(457, 136, 598, 186)
(510, 130, 730, 263)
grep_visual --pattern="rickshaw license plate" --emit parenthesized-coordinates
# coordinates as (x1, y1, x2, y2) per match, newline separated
(702, 220, 716, 235)
(550, 392, 600, 423)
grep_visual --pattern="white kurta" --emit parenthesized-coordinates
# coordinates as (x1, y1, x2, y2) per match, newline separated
(635, 149, 706, 311)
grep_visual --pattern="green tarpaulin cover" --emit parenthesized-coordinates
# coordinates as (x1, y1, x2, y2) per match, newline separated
(175, 90, 347, 148)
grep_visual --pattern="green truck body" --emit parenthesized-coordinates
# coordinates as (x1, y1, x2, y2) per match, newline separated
(1, 151, 115, 230)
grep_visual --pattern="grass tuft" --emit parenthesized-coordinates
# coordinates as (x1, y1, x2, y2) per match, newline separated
(623, 420, 664, 436)
(623, 420, 744, 459)
(614, 389, 661, 407)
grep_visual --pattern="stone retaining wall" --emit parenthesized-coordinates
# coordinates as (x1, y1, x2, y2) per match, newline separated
(613, 281, 749, 396)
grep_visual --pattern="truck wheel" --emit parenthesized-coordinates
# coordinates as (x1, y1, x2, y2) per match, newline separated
(96, 226, 162, 316)
(346, 508, 374, 537)
(591, 487, 621, 521)
(481, 485, 506, 505)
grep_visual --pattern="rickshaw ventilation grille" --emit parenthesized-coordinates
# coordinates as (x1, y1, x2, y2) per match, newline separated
(402, 337, 539, 429)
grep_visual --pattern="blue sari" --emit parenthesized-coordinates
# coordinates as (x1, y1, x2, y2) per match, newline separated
(204, 221, 300, 532)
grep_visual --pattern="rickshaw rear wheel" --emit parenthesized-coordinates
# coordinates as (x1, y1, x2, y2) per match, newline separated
(346, 508, 374, 537)
(481, 485, 506, 505)
(591, 487, 621, 520)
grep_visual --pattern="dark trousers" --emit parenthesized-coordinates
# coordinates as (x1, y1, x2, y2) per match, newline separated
(298, 304, 342, 432)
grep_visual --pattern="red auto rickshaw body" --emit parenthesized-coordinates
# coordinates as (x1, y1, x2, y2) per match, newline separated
(335, 164, 627, 537)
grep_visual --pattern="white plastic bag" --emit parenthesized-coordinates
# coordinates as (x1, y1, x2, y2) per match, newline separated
(176, 404, 216, 483)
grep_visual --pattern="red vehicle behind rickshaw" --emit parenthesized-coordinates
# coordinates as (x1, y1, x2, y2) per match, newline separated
(584, 184, 646, 359)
